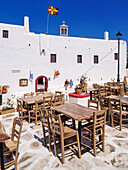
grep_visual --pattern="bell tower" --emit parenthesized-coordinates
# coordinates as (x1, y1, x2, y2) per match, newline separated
(59, 21, 68, 36)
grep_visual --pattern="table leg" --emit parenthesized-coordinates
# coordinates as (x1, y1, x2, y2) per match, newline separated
(116, 89, 118, 96)
(0, 142, 5, 170)
(90, 91, 92, 100)
(78, 121, 81, 147)
(73, 120, 76, 130)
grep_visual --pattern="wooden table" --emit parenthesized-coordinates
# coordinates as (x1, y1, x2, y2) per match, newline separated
(106, 95, 128, 105)
(52, 103, 98, 146)
(105, 95, 128, 125)
(0, 121, 10, 170)
(20, 93, 54, 105)
(85, 88, 99, 100)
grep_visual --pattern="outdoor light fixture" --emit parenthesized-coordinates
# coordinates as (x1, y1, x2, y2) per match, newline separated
(116, 31, 122, 82)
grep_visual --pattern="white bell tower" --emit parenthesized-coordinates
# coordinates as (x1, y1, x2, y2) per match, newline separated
(59, 21, 69, 36)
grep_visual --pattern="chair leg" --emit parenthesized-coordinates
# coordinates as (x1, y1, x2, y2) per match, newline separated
(42, 126, 46, 147)
(61, 137, 65, 164)
(15, 151, 18, 170)
(53, 136, 57, 157)
(120, 115, 122, 131)
(111, 112, 114, 128)
(102, 127, 105, 152)
(48, 131, 52, 152)
(21, 112, 23, 122)
(35, 113, 37, 125)
(29, 111, 31, 124)
(93, 135, 96, 157)
(76, 132, 81, 158)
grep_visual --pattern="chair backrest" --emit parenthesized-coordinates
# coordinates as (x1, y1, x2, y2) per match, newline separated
(36, 92, 44, 96)
(11, 118, 23, 152)
(39, 108, 50, 128)
(99, 92, 107, 100)
(99, 86, 105, 93)
(53, 94, 64, 106)
(43, 92, 51, 94)
(119, 85, 124, 97)
(88, 99, 99, 110)
(100, 97, 109, 110)
(43, 95, 53, 110)
(24, 93, 33, 98)
(49, 112, 63, 136)
(55, 91, 62, 95)
(17, 98, 21, 111)
(93, 110, 106, 133)
(109, 98, 121, 112)
(93, 83, 100, 89)
(35, 99, 43, 111)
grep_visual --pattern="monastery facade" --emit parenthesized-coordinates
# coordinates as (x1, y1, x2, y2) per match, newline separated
(0, 17, 127, 94)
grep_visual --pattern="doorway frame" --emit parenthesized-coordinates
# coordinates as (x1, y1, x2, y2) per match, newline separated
(35, 75, 48, 92)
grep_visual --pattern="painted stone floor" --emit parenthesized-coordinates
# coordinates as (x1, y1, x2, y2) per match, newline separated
(0, 111, 128, 170)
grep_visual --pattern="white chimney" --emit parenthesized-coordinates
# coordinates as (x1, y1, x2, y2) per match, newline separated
(104, 31, 109, 40)
(24, 16, 29, 32)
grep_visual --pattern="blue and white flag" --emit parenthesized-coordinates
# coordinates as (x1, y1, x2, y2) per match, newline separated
(29, 70, 33, 82)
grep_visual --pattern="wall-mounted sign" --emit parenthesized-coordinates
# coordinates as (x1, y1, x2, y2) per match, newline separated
(12, 70, 20, 73)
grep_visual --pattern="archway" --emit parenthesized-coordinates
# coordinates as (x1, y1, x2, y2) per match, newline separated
(35, 76, 48, 92)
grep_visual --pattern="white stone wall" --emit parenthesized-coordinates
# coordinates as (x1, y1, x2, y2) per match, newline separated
(0, 22, 127, 94)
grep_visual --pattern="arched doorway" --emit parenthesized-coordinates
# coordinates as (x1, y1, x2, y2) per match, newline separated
(35, 76, 48, 92)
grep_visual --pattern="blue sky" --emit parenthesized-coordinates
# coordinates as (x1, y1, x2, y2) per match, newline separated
(0, 0, 128, 42)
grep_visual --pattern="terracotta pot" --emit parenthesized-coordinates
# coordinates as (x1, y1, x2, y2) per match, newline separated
(2, 89, 7, 94)
(75, 88, 82, 95)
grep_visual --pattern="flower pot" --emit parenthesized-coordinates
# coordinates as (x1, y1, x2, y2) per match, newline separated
(2, 89, 7, 94)
(75, 88, 82, 95)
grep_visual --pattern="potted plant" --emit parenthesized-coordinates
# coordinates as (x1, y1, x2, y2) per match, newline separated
(2, 85, 10, 94)
(80, 74, 88, 85)
(0, 98, 15, 115)
(75, 85, 82, 95)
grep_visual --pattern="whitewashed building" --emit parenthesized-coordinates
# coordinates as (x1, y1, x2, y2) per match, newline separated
(0, 16, 127, 94)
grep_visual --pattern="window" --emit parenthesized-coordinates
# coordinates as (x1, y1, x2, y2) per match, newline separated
(94, 55, 99, 64)
(19, 79, 28, 87)
(114, 53, 118, 60)
(77, 55, 82, 63)
(3, 30, 9, 38)
(50, 54, 56, 63)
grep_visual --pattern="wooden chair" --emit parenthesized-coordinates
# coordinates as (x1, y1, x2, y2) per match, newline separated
(42, 92, 51, 94)
(42, 95, 53, 110)
(29, 100, 43, 125)
(104, 85, 112, 96)
(100, 97, 110, 124)
(53, 94, 64, 106)
(36, 92, 44, 96)
(2, 118, 23, 170)
(88, 99, 99, 110)
(81, 110, 106, 157)
(119, 85, 125, 97)
(17, 99, 28, 122)
(53, 94, 74, 127)
(49, 112, 81, 164)
(109, 98, 128, 131)
(81, 100, 99, 126)
(55, 91, 62, 95)
(24, 93, 33, 98)
(39, 108, 52, 152)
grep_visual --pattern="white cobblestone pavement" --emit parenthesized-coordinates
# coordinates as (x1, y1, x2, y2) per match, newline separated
(0, 110, 128, 170)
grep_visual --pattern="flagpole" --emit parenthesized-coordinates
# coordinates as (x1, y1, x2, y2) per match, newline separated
(46, 14, 49, 34)
(46, 3, 50, 34)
